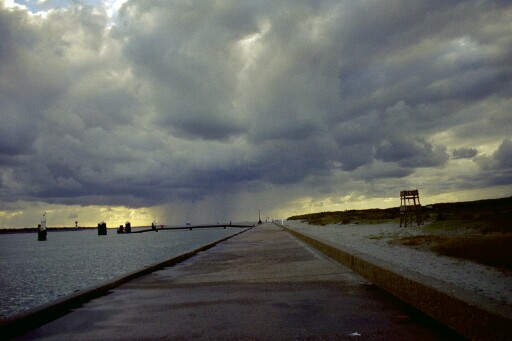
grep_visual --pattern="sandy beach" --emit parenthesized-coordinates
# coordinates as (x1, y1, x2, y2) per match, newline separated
(284, 221, 512, 307)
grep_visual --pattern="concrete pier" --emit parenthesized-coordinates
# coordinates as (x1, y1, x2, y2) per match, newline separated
(17, 224, 462, 340)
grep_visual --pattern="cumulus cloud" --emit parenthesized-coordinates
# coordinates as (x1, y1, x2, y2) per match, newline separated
(477, 139, 512, 170)
(463, 138, 512, 190)
(452, 147, 478, 159)
(375, 137, 449, 168)
(1, 0, 512, 224)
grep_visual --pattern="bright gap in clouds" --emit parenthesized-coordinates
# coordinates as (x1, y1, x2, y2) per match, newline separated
(0, 202, 155, 228)
(4, 0, 127, 23)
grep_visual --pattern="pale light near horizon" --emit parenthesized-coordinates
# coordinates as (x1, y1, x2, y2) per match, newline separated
(1, 1, 511, 227)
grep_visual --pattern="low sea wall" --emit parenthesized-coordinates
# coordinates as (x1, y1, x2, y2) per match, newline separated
(0, 227, 252, 339)
(283, 225, 512, 341)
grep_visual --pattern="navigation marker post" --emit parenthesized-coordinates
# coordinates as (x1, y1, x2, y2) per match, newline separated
(38, 212, 47, 241)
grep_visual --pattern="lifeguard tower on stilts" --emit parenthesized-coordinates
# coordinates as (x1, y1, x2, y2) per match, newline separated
(400, 190, 423, 227)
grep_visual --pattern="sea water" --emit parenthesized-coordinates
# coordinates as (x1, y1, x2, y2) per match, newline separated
(0, 227, 247, 318)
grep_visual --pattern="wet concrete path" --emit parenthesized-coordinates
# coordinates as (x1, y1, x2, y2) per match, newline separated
(19, 224, 462, 340)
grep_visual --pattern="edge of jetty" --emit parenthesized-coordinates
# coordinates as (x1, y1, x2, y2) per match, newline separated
(282, 224, 512, 341)
(0, 227, 253, 339)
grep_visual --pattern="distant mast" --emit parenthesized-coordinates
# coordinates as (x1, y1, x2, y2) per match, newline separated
(41, 212, 47, 230)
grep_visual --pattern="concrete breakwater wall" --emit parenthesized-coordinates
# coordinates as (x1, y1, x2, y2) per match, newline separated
(283, 225, 512, 341)
(0, 227, 252, 339)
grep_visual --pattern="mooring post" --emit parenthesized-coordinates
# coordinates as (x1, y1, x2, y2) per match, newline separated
(98, 221, 107, 235)
(38, 212, 47, 241)
(37, 223, 47, 241)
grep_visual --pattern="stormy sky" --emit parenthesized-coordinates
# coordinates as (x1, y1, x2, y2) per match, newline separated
(1, 0, 511, 227)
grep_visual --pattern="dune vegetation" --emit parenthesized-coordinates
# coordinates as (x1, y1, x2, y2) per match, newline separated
(287, 196, 512, 271)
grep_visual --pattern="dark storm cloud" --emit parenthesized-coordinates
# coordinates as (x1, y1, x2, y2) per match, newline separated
(452, 147, 478, 160)
(1, 0, 511, 212)
(375, 137, 449, 168)
(354, 162, 414, 182)
(469, 139, 512, 188)
(117, 0, 258, 140)
(478, 139, 512, 171)
(0, 8, 60, 156)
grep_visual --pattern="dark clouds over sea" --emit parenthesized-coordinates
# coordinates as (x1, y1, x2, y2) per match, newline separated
(1, 0, 511, 222)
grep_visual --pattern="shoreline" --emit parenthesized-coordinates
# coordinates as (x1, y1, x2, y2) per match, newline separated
(0, 227, 253, 339)
(0, 226, 250, 319)
(0, 222, 257, 234)
(0, 227, 97, 234)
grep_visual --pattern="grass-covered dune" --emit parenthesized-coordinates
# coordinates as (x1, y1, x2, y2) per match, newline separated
(288, 207, 399, 226)
(287, 196, 512, 271)
(287, 196, 512, 231)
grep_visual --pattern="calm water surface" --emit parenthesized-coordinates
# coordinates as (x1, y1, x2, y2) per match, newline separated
(0, 227, 247, 318)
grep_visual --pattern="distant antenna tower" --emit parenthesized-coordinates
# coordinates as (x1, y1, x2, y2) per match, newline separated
(399, 190, 423, 227)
